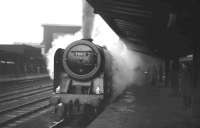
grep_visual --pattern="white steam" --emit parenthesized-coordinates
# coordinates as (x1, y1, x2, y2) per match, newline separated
(92, 16, 144, 99)
(46, 15, 145, 100)
(46, 0, 148, 100)
(110, 44, 144, 99)
(46, 32, 82, 78)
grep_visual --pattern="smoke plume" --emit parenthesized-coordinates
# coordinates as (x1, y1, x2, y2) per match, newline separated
(46, 0, 151, 101)
(92, 16, 146, 99)
(46, 32, 82, 78)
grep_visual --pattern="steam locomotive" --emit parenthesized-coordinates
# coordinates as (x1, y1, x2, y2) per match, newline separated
(49, 39, 113, 120)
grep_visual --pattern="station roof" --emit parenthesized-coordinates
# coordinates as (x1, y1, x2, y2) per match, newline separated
(87, 0, 200, 58)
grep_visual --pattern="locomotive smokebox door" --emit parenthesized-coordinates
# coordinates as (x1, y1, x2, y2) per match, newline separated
(62, 40, 102, 80)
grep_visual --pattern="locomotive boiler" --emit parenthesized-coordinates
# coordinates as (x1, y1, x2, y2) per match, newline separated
(49, 39, 112, 120)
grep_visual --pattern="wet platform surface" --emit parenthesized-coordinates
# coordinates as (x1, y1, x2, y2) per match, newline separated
(87, 85, 200, 128)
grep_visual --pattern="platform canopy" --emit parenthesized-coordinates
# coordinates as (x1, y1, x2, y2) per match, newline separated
(87, 0, 200, 58)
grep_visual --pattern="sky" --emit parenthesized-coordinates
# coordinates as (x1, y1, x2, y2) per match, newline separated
(0, 0, 82, 44)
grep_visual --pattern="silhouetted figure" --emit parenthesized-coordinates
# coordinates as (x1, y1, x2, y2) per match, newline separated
(170, 59, 179, 96)
(180, 63, 192, 110)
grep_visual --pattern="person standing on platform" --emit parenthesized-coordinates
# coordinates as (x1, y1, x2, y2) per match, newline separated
(180, 63, 192, 110)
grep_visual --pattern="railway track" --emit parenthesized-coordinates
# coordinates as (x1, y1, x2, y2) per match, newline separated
(0, 83, 52, 103)
(0, 78, 101, 128)
(49, 119, 66, 128)
(0, 99, 51, 128)
(0, 77, 51, 94)
(49, 118, 83, 128)
(0, 79, 53, 128)
(48, 109, 101, 128)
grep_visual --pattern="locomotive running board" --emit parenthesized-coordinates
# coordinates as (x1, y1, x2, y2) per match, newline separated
(55, 94, 103, 106)
(72, 80, 92, 86)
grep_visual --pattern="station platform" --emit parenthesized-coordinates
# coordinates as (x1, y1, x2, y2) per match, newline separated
(87, 84, 200, 128)
(0, 73, 50, 82)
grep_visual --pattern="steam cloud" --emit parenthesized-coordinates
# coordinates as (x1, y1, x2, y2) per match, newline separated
(46, 0, 158, 101)
(92, 16, 146, 99)
(46, 32, 82, 78)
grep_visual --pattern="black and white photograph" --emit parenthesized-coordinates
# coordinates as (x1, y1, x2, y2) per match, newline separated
(0, 0, 200, 128)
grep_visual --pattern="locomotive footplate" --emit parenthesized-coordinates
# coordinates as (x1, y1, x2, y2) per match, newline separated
(50, 94, 104, 106)
(50, 94, 104, 119)
(60, 94, 102, 106)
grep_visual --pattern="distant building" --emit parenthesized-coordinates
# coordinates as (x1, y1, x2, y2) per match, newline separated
(41, 24, 81, 53)
(0, 44, 47, 76)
